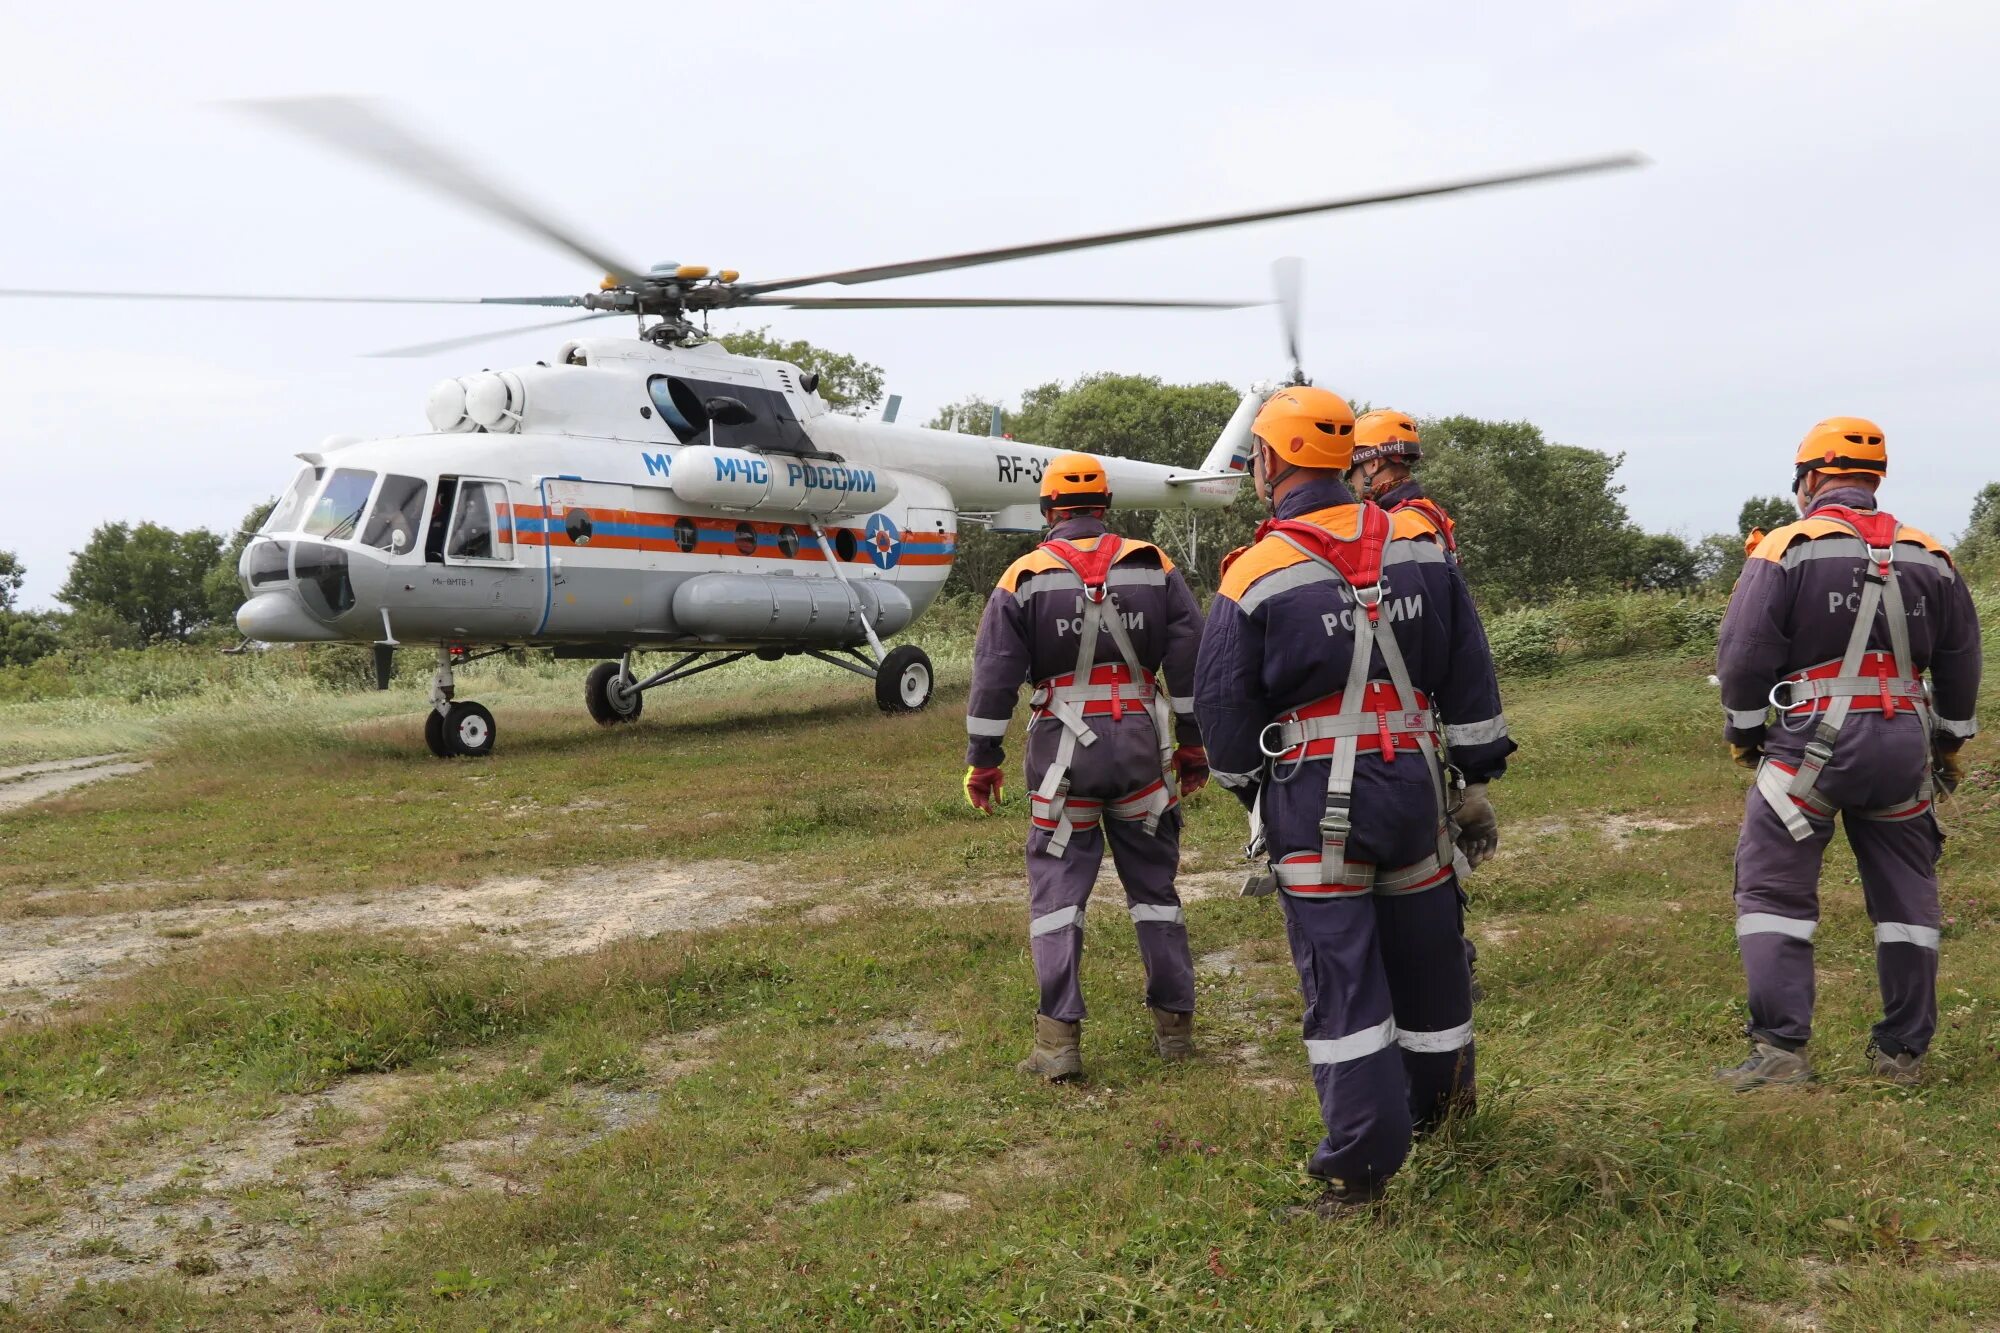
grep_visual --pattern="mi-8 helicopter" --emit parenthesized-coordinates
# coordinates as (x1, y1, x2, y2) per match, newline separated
(3, 100, 1641, 757)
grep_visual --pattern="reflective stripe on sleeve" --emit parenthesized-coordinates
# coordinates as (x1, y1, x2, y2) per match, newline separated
(1444, 715, 1508, 747)
(1236, 561, 1339, 615)
(966, 715, 1011, 737)
(1129, 903, 1185, 926)
(1736, 913, 1817, 941)
(1727, 706, 1771, 729)
(1303, 1016, 1398, 1066)
(1029, 905, 1084, 937)
(1936, 715, 1978, 739)
(1212, 768, 1258, 790)
(1172, 697, 1196, 716)
(1397, 1020, 1473, 1054)
(1876, 922, 1941, 950)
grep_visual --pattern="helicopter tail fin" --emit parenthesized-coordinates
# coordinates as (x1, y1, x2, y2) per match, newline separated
(1196, 381, 1276, 476)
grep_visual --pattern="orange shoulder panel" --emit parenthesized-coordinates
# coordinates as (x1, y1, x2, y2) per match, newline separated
(998, 548, 1068, 593)
(1749, 518, 1843, 563)
(1217, 534, 1310, 603)
(1107, 536, 1176, 573)
(1896, 524, 1953, 560)
(1389, 507, 1440, 541)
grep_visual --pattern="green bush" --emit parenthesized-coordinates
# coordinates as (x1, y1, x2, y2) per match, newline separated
(1486, 607, 1563, 676)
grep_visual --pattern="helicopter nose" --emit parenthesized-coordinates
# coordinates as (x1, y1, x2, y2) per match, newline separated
(237, 590, 343, 643)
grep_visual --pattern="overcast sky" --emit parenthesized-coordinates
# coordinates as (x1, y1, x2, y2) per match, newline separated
(2, 0, 1995, 608)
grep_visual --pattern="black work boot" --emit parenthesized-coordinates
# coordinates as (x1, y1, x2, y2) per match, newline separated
(1714, 1041, 1812, 1091)
(1302, 1177, 1384, 1220)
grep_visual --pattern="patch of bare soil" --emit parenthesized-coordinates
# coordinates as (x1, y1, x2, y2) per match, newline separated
(0, 860, 766, 1019)
(0, 1042, 707, 1306)
(0, 755, 150, 814)
(1505, 812, 1711, 856)
(870, 1019, 959, 1060)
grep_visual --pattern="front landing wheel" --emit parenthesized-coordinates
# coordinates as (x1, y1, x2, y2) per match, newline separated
(442, 701, 496, 757)
(875, 645, 933, 713)
(584, 661, 644, 726)
(423, 707, 449, 758)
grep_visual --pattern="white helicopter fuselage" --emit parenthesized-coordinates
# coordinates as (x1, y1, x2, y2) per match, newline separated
(236, 337, 1251, 655)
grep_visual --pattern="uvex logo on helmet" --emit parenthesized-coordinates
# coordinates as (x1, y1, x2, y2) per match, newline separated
(1251, 387, 1357, 470)
(1039, 452, 1113, 515)
(1349, 409, 1422, 467)
(1793, 416, 1887, 488)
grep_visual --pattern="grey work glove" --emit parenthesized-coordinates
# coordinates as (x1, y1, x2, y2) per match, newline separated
(1453, 782, 1499, 868)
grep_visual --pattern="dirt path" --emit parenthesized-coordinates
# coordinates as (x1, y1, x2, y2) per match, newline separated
(0, 754, 150, 813)
(0, 860, 766, 1018)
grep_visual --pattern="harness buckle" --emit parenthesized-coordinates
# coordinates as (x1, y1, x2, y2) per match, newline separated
(1353, 582, 1385, 621)
(1802, 735, 1834, 768)
(1257, 719, 1297, 759)
(1768, 678, 1808, 714)
(1083, 581, 1109, 605)
(1318, 805, 1352, 841)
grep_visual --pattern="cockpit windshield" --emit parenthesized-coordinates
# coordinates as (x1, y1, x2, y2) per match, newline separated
(362, 475, 428, 553)
(263, 465, 324, 534)
(305, 469, 377, 541)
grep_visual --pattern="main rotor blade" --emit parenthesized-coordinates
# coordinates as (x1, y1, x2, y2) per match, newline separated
(238, 97, 648, 287)
(367, 311, 621, 359)
(1272, 256, 1304, 383)
(0, 287, 516, 305)
(733, 295, 1260, 310)
(740, 153, 1645, 296)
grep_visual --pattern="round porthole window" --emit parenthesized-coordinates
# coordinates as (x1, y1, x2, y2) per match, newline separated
(734, 522, 758, 556)
(564, 510, 594, 545)
(833, 527, 859, 562)
(674, 516, 698, 553)
(777, 525, 801, 558)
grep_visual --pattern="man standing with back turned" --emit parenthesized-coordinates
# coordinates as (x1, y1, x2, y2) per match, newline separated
(1716, 418, 1980, 1089)
(1195, 387, 1513, 1214)
(963, 453, 1210, 1081)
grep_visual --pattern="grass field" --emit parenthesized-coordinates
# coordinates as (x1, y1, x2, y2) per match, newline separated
(1, 627, 1997, 1330)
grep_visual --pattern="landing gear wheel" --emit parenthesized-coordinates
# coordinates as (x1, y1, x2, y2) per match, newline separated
(423, 708, 449, 758)
(875, 644, 933, 713)
(584, 661, 644, 726)
(442, 701, 496, 757)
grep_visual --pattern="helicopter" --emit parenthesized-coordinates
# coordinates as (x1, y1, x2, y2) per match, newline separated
(2, 99, 1642, 757)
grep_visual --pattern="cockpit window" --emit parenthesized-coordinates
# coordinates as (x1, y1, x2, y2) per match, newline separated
(646, 375, 812, 453)
(362, 475, 428, 553)
(263, 465, 323, 533)
(304, 469, 377, 540)
(446, 480, 512, 561)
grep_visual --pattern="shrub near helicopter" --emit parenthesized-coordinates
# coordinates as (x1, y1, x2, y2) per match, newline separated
(2, 99, 1642, 756)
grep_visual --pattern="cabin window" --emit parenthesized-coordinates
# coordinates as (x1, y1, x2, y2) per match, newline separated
(304, 469, 377, 541)
(833, 527, 859, 562)
(733, 522, 758, 556)
(246, 540, 291, 586)
(564, 510, 594, 545)
(777, 525, 801, 558)
(362, 475, 427, 553)
(646, 374, 813, 453)
(264, 466, 324, 534)
(674, 517, 698, 553)
(446, 480, 512, 561)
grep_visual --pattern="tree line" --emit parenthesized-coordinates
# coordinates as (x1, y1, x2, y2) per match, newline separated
(5, 340, 1994, 668)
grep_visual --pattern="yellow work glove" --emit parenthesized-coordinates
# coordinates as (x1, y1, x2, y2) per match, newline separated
(1730, 743, 1762, 771)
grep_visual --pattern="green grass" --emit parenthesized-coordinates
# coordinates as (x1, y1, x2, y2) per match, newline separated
(1, 631, 1998, 1328)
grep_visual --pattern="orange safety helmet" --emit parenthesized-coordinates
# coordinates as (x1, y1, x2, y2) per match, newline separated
(1793, 416, 1887, 487)
(1349, 409, 1422, 467)
(1039, 452, 1112, 515)
(1251, 386, 1357, 470)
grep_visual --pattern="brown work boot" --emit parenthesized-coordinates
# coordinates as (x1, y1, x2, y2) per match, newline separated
(1714, 1041, 1813, 1092)
(1150, 1007, 1195, 1061)
(1868, 1041, 1925, 1086)
(1017, 1015, 1082, 1081)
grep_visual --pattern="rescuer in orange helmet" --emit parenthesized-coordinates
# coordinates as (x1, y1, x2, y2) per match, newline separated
(963, 452, 1209, 1080)
(1714, 418, 1981, 1090)
(1194, 387, 1513, 1214)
